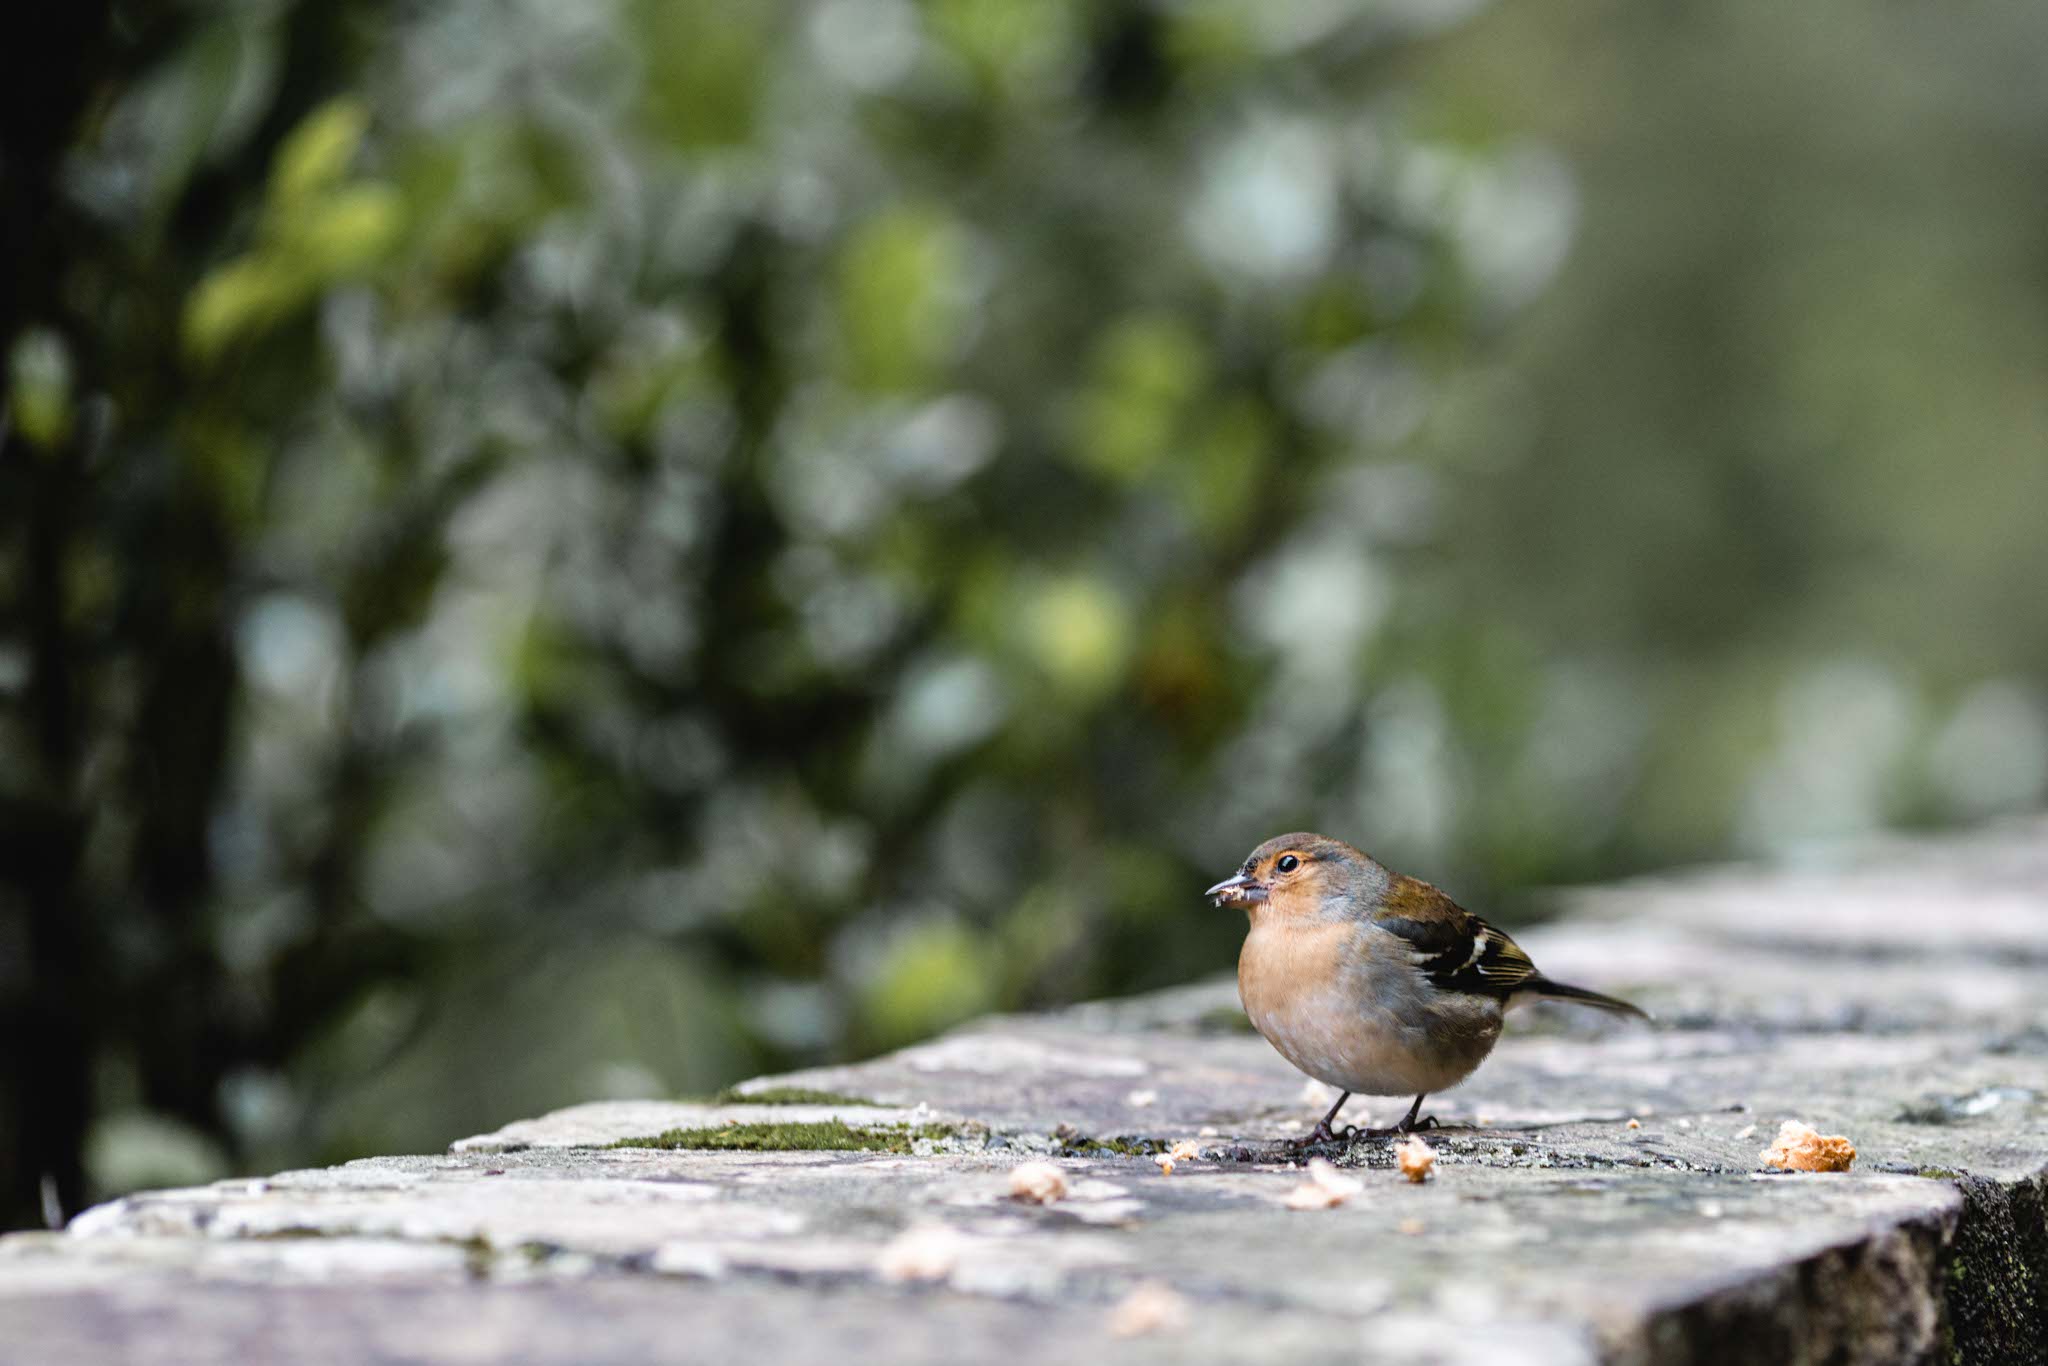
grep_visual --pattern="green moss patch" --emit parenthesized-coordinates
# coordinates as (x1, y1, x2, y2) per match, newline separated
(1058, 1134, 1168, 1157)
(708, 1085, 882, 1107)
(610, 1119, 956, 1153)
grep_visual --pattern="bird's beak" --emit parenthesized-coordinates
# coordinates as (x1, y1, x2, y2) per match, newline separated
(1205, 873, 1267, 907)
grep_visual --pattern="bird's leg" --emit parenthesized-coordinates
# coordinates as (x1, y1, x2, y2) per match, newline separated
(1298, 1091, 1353, 1146)
(1395, 1093, 1439, 1133)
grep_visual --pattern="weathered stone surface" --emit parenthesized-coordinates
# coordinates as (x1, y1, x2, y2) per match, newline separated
(5, 821, 2047, 1363)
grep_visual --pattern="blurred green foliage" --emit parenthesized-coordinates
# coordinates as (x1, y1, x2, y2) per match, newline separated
(3, 0, 2046, 1226)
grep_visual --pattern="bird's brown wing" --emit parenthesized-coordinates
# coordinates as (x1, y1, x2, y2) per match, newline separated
(1374, 877, 1539, 1001)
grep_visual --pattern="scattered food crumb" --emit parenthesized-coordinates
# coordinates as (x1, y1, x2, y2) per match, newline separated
(1284, 1158, 1363, 1210)
(1154, 1153, 1176, 1176)
(1008, 1161, 1069, 1205)
(1394, 1137, 1436, 1184)
(1284, 1184, 1342, 1211)
(1397, 1218, 1425, 1236)
(1676, 1118, 1693, 1130)
(1127, 1089, 1158, 1109)
(1759, 1120, 1856, 1173)
(1698, 1201, 1724, 1219)
(1169, 1140, 1201, 1162)
(1279, 1119, 1302, 1132)
(1734, 1124, 1757, 1141)
(1197, 1126, 1219, 1138)
(1108, 1281, 1189, 1337)
(878, 1225, 965, 1282)
(1625, 1118, 1641, 1130)
(1301, 1079, 1341, 1106)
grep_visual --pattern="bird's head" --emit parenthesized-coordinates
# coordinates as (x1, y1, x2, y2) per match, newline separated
(1205, 832, 1387, 922)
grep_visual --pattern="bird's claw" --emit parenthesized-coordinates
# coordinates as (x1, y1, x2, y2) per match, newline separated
(1293, 1107, 1436, 1148)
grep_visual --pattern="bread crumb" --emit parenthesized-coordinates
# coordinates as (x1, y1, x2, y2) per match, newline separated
(1759, 1120, 1856, 1172)
(1197, 1125, 1219, 1138)
(1284, 1158, 1362, 1210)
(1300, 1079, 1341, 1107)
(1169, 1140, 1201, 1162)
(1126, 1089, 1158, 1108)
(1108, 1281, 1189, 1337)
(1734, 1124, 1757, 1141)
(1397, 1218, 1425, 1236)
(1154, 1152, 1175, 1176)
(1394, 1137, 1435, 1184)
(1007, 1161, 1069, 1205)
(1625, 1118, 1641, 1130)
(878, 1225, 964, 1282)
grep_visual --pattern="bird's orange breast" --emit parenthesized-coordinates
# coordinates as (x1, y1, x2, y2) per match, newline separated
(1237, 916, 1353, 1031)
(1237, 917, 1389, 1088)
(1236, 912, 1503, 1097)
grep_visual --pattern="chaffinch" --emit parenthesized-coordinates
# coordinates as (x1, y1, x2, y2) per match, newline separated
(1208, 831, 1648, 1141)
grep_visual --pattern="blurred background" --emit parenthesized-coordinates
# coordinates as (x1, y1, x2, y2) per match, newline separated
(5, 0, 2047, 1229)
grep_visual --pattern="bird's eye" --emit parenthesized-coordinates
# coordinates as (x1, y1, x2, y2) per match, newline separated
(1275, 854, 1300, 873)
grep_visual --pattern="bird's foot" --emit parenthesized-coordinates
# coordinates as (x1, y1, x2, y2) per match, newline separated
(1290, 1115, 1437, 1149)
(1291, 1120, 1364, 1149)
(1328, 1117, 1439, 1140)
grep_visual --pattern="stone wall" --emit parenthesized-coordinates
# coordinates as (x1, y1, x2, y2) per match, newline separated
(5, 822, 2046, 1363)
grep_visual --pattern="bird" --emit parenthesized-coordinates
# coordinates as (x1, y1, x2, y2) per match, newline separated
(1207, 831, 1648, 1142)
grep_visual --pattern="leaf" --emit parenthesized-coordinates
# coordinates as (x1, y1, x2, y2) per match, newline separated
(287, 182, 406, 278)
(269, 98, 372, 215)
(182, 257, 297, 362)
(837, 206, 971, 392)
(7, 329, 74, 450)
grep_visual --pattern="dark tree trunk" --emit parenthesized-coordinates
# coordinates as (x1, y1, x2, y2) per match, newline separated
(0, 1, 119, 1232)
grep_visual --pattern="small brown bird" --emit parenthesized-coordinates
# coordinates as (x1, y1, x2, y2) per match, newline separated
(1208, 832, 1647, 1141)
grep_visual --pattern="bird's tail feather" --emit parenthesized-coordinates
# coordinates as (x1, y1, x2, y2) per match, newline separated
(1521, 977, 1651, 1021)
